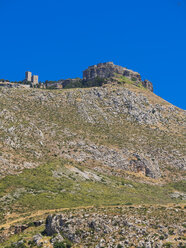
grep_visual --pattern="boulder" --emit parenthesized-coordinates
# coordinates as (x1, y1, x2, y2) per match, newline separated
(45, 214, 64, 235)
(33, 234, 43, 246)
(50, 233, 64, 244)
(14, 224, 29, 234)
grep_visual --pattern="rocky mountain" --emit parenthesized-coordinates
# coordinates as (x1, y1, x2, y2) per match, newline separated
(83, 62, 153, 91)
(45, 62, 154, 91)
(0, 65, 185, 247)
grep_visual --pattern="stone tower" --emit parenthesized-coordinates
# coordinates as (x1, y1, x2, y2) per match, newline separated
(25, 71, 32, 82)
(32, 75, 39, 85)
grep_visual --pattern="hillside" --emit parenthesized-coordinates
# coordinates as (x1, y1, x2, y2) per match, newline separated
(0, 77, 185, 247)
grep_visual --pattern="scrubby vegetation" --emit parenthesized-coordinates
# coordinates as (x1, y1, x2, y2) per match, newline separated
(63, 77, 107, 89)
(0, 82, 185, 247)
(0, 158, 185, 227)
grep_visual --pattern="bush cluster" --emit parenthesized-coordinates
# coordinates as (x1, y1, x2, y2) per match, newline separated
(63, 77, 106, 89)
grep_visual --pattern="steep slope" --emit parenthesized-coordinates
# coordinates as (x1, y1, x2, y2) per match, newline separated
(0, 83, 185, 178)
(0, 81, 185, 230)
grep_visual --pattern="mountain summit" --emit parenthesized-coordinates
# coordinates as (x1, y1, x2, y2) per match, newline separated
(44, 62, 154, 92)
(83, 62, 153, 92)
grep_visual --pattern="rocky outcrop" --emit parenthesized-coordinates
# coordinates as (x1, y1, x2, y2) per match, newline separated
(142, 79, 153, 92)
(32, 234, 43, 246)
(45, 214, 64, 236)
(129, 153, 160, 178)
(14, 224, 29, 234)
(83, 62, 154, 92)
(45, 214, 65, 236)
(64, 141, 161, 178)
(43, 62, 154, 91)
(44, 206, 185, 247)
(83, 62, 141, 82)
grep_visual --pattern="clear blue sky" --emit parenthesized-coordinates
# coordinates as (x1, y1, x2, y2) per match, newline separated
(0, 0, 186, 109)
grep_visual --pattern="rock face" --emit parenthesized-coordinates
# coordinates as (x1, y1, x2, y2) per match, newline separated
(142, 79, 153, 92)
(64, 141, 161, 178)
(129, 153, 160, 178)
(83, 62, 154, 92)
(45, 214, 64, 236)
(83, 62, 141, 82)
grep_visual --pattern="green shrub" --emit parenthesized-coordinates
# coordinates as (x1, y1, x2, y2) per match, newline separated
(159, 235, 164, 240)
(63, 77, 106, 89)
(168, 229, 174, 235)
(117, 245, 123, 248)
(54, 241, 72, 248)
(131, 77, 137, 82)
(54, 242, 66, 248)
(5, 243, 27, 248)
(163, 242, 173, 248)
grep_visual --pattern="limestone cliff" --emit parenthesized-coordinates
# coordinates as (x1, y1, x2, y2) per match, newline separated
(83, 62, 153, 92)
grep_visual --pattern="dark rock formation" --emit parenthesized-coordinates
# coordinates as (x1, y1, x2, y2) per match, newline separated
(129, 153, 160, 178)
(33, 220, 44, 227)
(45, 214, 64, 235)
(142, 79, 153, 92)
(14, 224, 29, 234)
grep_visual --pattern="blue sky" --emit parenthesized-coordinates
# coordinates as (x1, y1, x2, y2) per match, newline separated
(0, 0, 186, 109)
